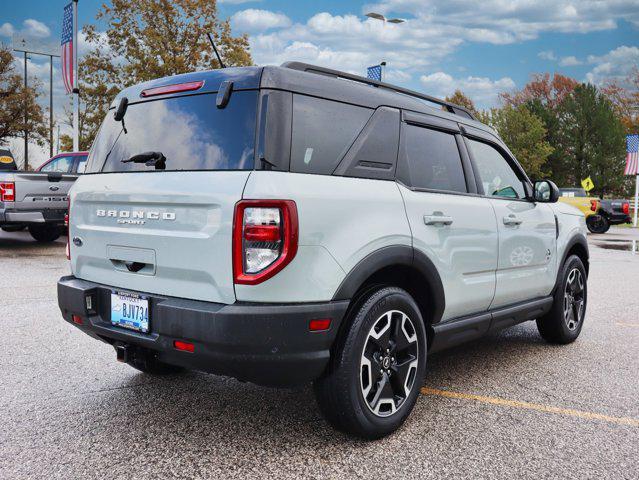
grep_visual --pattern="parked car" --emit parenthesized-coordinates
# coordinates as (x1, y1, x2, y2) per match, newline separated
(0, 152, 88, 241)
(57, 64, 589, 439)
(587, 198, 631, 233)
(558, 188, 600, 229)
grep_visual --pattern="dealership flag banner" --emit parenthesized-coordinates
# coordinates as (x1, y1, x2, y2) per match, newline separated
(367, 64, 383, 81)
(60, 3, 74, 94)
(625, 134, 639, 175)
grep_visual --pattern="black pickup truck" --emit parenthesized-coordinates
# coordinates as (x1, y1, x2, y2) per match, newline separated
(588, 198, 631, 233)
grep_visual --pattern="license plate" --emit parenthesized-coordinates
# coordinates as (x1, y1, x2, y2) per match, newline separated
(110, 292, 149, 333)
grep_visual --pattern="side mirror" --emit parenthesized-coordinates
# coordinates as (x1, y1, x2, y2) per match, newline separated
(533, 179, 559, 203)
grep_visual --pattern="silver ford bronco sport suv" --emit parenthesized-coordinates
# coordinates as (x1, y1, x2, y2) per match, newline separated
(57, 63, 589, 439)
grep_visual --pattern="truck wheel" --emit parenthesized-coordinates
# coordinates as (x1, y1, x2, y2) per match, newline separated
(313, 286, 427, 439)
(125, 347, 185, 375)
(28, 225, 61, 242)
(537, 255, 587, 344)
(586, 215, 609, 234)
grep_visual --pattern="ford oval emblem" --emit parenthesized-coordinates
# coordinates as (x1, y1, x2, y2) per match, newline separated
(72, 236, 83, 247)
(49, 185, 59, 191)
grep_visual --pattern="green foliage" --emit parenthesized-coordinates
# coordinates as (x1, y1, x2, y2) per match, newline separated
(480, 104, 553, 178)
(556, 84, 626, 196)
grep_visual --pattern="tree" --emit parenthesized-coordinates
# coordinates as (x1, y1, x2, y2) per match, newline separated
(445, 90, 478, 117)
(0, 46, 48, 167)
(601, 69, 639, 134)
(481, 104, 553, 178)
(66, 0, 253, 150)
(500, 73, 578, 110)
(556, 84, 626, 196)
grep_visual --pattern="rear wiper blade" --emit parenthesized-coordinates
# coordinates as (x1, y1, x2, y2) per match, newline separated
(121, 151, 166, 170)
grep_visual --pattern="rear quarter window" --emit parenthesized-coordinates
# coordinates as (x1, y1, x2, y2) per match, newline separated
(290, 95, 372, 175)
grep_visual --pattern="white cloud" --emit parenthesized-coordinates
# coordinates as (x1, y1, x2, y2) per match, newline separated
(585, 45, 639, 86)
(22, 19, 50, 38)
(0, 22, 14, 37)
(231, 9, 291, 32)
(362, 0, 639, 40)
(559, 55, 583, 66)
(420, 72, 516, 109)
(538, 50, 557, 61)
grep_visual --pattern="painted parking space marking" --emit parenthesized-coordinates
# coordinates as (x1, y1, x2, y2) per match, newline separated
(421, 387, 639, 427)
(615, 322, 639, 327)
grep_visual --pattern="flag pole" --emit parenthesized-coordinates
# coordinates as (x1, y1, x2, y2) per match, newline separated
(634, 174, 638, 228)
(72, 0, 79, 152)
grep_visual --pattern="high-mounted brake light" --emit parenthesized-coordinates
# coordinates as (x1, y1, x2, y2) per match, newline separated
(140, 80, 204, 98)
(622, 202, 630, 216)
(0, 182, 15, 202)
(233, 200, 298, 285)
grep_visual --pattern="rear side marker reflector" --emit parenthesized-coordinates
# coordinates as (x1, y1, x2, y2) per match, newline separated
(309, 319, 331, 332)
(72, 315, 83, 325)
(174, 340, 194, 353)
(140, 80, 204, 98)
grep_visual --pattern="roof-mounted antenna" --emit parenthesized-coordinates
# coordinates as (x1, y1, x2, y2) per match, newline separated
(207, 33, 226, 69)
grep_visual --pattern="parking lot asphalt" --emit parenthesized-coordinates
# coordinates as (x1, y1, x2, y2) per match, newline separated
(1, 228, 638, 479)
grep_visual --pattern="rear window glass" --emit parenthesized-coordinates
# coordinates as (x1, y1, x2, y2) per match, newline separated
(89, 91, 257, 173)
(290, 95, 372, 175)
(402, 124, 467, 193)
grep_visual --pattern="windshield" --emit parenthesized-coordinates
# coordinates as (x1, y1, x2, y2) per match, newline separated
(88, 91, 257, 173)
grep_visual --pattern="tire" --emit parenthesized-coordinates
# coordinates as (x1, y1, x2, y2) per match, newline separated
(586, 215, 609, 234)
(125, 347, 185, 375)
(28, 225, 61, 242)
(313, 286, 427, 439)
(536, 255, 587, 344)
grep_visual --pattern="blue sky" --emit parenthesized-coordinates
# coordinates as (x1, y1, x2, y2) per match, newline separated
(1, 0, 638, 164)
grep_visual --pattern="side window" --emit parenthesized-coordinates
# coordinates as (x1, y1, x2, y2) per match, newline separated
(75, 156, 88, 173)
(466, 139, 526, 199)
(401, 124, 467, 193)
(40, 155, 73, 173)
(290, 95, 372, 175)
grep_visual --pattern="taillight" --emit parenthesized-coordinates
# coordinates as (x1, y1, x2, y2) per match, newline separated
(590, 200, 598, 212)
(0, 182, 15, 202)
(65, 197, 70, 260)
(623, 202, 630, 215)
(233, 200, 298, 285)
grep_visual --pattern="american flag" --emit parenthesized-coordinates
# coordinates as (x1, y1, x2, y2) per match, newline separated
(61, 3, 74, 94)
(367, 65, 382, 81)
(625, 134, 639, 176)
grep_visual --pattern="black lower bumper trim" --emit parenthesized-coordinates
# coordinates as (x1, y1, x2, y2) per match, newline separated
(57, 276, 349, 386)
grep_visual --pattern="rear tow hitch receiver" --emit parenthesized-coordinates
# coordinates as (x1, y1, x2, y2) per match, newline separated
(115, 343, 131, 363)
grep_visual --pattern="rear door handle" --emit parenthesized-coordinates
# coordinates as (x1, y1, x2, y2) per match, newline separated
(503, 214, 522, 226)
(424, 213, 453, 226)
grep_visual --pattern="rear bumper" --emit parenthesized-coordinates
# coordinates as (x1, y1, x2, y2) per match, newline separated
(0, 208, 66, 225)
(606, 213, 632, 225)
(57, 276, 349, 386)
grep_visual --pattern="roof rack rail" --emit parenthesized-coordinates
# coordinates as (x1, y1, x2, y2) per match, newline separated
(281, 61, 476, 121)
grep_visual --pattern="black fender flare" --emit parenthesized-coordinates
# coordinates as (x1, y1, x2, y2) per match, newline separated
(331, 245, 446, 324)
(553, 233, 589, 293)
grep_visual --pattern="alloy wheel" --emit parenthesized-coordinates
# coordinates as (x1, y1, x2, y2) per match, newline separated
(360, 310, 419, 417)
(563, 268, 585, 331)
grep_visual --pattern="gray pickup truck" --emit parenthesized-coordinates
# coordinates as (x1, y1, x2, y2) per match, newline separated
(0, 152, 87, 242)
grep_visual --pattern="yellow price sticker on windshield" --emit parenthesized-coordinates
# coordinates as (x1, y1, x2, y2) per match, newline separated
(581, 177, 594, 192)
(0, 156, 13, 164)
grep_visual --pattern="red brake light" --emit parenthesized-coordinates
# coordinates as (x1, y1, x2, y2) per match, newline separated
(623, 202, 630, 215)
(140, 80, 204, 98)
(174, 340, 194, 353)
(72, 315, 83, 325)
(0, 182, 15, 202)
(590, 200, 598, 212)
(233, 200, 298, 285)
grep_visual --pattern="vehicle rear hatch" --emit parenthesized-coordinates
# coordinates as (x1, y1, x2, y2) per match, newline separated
(70, 68, 262, 304)
(12, 172, 76, 213)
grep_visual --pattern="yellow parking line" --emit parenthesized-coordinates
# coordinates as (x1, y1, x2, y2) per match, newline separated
(421, 387, 639, 427)
(615, 322, 639, 327)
